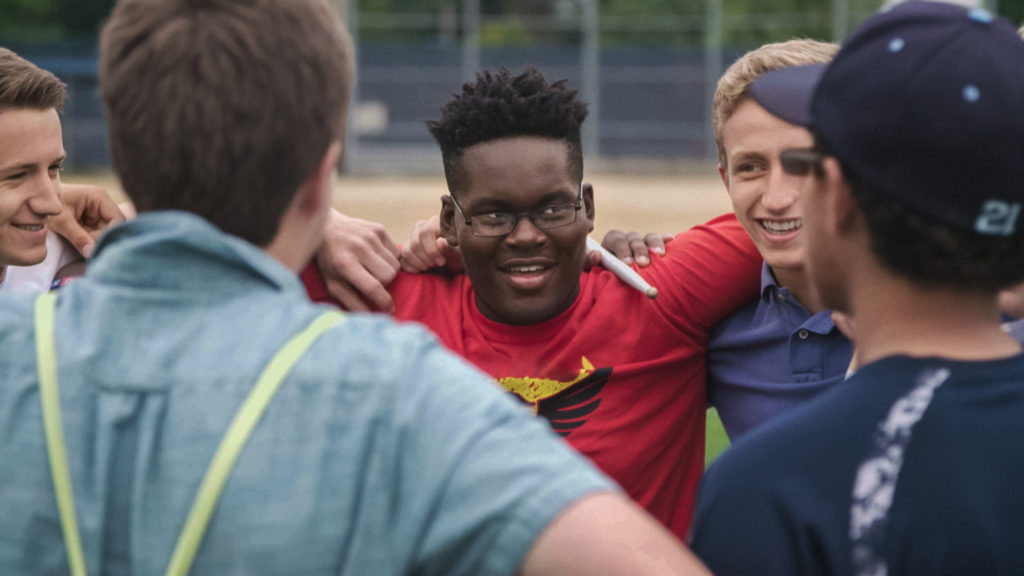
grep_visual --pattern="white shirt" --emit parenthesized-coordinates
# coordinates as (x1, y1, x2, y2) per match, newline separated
(0, 232, 80, 294)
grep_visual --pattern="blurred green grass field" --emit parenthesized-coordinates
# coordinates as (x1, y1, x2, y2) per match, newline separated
(705, 407, 730, 469)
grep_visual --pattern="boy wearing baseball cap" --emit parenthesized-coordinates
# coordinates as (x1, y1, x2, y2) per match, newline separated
(691, 2, 1024, 574)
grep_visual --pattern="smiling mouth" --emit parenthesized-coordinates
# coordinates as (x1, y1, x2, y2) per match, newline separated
(760, 219, 801, 234)
(13, 224, 45, 232)
(499, 262, 554, 291)
(503, 264, 548, 274)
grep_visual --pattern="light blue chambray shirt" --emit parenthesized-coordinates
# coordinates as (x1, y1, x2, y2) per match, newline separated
(0, 212, 612, 576)
(708, 262, 854, 441)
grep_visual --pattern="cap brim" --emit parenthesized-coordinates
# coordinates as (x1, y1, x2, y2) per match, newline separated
(748, 63, 826, 127)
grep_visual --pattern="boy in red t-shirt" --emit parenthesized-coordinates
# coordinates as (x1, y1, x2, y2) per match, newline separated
(304, 67, 761, 537)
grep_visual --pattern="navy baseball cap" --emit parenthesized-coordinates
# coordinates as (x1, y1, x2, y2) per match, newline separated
(750, 1, 1024, 236)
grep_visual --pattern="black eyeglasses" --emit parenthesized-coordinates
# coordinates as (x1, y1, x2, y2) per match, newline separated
(779, 147, 827, 176)
(449, 184, 584, 237)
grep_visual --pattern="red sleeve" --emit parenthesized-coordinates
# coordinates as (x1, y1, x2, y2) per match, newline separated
(300, 260, 455, 318)
(300, 260, 340, 305)
(642, 212, 762, 338)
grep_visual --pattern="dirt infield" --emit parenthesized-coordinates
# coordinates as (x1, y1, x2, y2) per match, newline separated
(72, 169, 735, 242)
(69, 168, 736, 460)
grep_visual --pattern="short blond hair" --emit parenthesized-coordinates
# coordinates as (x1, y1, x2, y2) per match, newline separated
(712, 39, 838, 166)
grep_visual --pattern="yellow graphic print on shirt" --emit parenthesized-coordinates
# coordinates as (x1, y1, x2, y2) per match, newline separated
(498, 357, 612, 437)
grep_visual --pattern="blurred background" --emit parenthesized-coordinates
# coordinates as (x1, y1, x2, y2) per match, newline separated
(4, 0, 1017, 177)
(4, 0, 1018, 463)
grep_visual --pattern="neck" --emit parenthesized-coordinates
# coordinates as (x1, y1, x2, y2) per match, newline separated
(849, 273, 1021, 368)
(263, 235, 315, 273)
(771, 265, 824, 314)
(262, 192, 328, 273)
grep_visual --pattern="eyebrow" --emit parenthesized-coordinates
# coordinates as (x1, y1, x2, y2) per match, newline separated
(728, 150, 768, 165)
(545, 188, 578, 201)
(469, 190, 577, 213)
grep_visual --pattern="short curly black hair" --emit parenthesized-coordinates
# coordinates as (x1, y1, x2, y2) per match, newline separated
(851, 181, 1024, 292)
(823, 131, 1024, 292)
(427, 66, 589, 195)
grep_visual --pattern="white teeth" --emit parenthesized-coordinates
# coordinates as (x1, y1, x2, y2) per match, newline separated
(15, 224, 43, 231)
(507, 265, 544, 273)
(762, 220, 801, 233)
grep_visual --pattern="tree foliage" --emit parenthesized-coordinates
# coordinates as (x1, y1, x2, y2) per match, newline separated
(0, 0, 116, 41)
(1, 0, 1019, 46)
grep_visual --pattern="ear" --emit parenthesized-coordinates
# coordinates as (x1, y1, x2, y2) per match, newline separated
(440, 194, 459, 248)
(821, 156, 860, 235)
(582, 182, 595, 233)
(717, 163, 729, 188)
(296, 140, 343, 216)
(264, 140, 343, 271)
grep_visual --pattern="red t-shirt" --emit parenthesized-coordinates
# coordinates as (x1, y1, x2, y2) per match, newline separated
(303, 213, 760, 538)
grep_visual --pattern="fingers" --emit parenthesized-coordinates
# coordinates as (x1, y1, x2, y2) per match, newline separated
(323, 277, 371, 312)
(78, 196, 127, 234)
(624, 233, 657, 267)
(117, 201, 137, 219)
(49, 209, 97, 259)
(55, 183, 127, 258)
(316, 248, 398, 312)
(600, 230, 665, 267)
(317, 210, 401, 312)
(400, 216, 446, 272)
(600, 230, 635, 263)
(643, 233, 668, 257)
(322, 210, 400, 271)
(321, 264, 396, 312)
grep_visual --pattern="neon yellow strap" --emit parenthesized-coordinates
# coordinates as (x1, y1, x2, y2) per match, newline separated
(34, 290, 345, 576)
(165, 310, 344, 576)
(36, 291, 87, 576)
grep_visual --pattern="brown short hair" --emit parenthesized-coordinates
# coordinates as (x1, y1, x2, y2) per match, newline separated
(0, 47, 67, 112)
(712, 39, 838, 167)
(99, 0, 353, 246)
